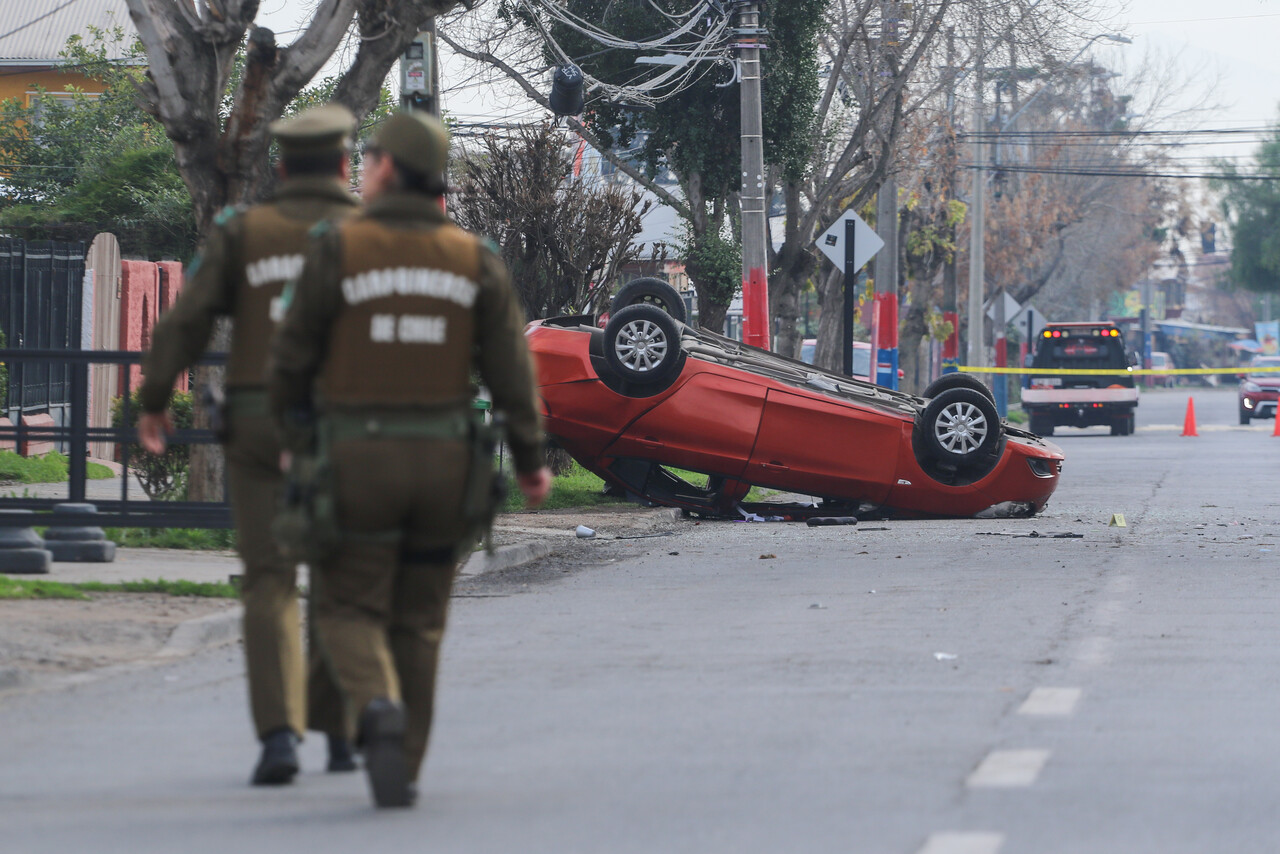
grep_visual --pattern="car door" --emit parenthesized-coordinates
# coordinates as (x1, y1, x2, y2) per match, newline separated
(603, 371, 767, 479)
(745, 388, 901, 502)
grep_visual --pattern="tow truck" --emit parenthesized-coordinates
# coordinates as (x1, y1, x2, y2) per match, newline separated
(1022, 322, 1138, 436)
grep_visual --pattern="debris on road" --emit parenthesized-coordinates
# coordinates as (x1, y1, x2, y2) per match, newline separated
(1109, 513, 1127, 527)
(805, 517, 858, 527)
(977, 531, 1084, 539)
(934, 652, 958, 661)
(759, 553, 776, 560)
(575, 525, 596, 538)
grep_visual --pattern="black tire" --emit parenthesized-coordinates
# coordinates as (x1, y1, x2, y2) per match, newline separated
(916, 387, 1002, 468)
(610, 277, 687, 323)
(922, 372, 995, 404)
(1240, 408, 1251, 426)
(603, 304, 683, 386)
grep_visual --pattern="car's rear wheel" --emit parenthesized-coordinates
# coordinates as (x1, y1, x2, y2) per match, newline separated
(916, 387, 1002, 471)
(610, 278, 687, 324)
(922, 372, 995, 404)
(603, 304, 682, 387)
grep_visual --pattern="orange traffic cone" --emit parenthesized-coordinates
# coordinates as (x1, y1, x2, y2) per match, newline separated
(1272, 412, 1280, 436)
(1181, 397, 1198, 437)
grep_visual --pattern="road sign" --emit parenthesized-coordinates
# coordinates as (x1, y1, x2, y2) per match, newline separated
(817, 208, 884, 273)
(1011, 304, 1047, 339)
(985, 291, 1020, 324)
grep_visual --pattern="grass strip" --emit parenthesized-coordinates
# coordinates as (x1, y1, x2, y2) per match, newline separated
(104, 528, 237, 550)
(0, 575, 238, 600)
(0, 450, 115, 484)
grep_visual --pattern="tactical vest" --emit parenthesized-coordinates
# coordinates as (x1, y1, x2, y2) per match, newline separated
(224, 205, 316, 388)
(320, 218, 484, 407)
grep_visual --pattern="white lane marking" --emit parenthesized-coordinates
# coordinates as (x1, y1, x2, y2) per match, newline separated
(967, 749, 1051, 787)
(917, 832, 1005, 854)
(1017, 687, 1082, 716)
(1074, 636, 1112, 669)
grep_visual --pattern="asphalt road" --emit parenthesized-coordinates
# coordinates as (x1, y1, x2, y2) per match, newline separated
(3, 386, 1279, 854)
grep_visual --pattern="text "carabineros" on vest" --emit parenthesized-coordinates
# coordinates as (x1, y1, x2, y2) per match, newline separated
(342, 268, 479, 308)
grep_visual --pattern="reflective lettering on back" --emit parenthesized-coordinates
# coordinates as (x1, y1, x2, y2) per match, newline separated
(341, 267, 478, 308)
(369, 314, 447, 344)
(245, 254, 305, 288)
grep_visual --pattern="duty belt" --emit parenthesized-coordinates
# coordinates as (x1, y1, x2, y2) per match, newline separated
(321, 410, 472, 444)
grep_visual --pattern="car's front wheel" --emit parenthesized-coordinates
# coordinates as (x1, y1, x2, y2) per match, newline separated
(916, 387, 1002, 472)
(1240, 407, 1252, 425)
(602, 304, 683, 388)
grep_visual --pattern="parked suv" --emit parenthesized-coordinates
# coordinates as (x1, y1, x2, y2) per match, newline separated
(1238, 355, 1280, 424)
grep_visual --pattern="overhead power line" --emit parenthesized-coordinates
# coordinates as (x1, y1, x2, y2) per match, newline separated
(963, 163, 1280, 181)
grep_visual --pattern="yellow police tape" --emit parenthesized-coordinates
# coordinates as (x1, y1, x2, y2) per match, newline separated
(955, 365, 1278, 376)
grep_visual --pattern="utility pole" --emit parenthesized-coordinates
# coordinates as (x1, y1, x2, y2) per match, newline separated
(872, 1, 900, 389)
(941, 27, 959, 375)
(736, 0, 770, 350)
(966, 46, 986, 371)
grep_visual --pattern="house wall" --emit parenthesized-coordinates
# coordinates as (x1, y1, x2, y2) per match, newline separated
(0, 67, 103, 104)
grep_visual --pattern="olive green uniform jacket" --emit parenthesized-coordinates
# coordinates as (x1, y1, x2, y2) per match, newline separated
(139, 176, 360, 741)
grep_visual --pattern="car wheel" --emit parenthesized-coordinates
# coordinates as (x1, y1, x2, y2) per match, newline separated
(917, 387, 1002, 469)
(603, 304, 683, 387)
(610, 278, 687, 324)
(922, 372, 995, 404)
(1240, 408, 1251, 425)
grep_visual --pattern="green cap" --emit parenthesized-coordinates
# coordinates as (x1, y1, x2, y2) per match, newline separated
(269, 104, 357, 155)
(370, 110, 450, 185)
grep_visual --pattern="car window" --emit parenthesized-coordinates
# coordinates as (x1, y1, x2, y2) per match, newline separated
(1033, 338, 1128, 370)
(800, 342, 815, 364)
(852, 347, 871, 378)
(1249, 357, 1280, 376)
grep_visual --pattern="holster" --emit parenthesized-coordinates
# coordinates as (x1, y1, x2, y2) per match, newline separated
(272, 449, 337, 566)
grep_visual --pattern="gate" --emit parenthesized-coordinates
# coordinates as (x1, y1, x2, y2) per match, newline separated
(0, 238, 85, 423)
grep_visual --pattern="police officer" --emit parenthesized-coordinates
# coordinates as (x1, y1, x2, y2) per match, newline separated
(268, 110, 551, 808)
(138, 104, 362, 785)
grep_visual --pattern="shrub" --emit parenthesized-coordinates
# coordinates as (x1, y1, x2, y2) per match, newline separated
(110, 389, 193, 499)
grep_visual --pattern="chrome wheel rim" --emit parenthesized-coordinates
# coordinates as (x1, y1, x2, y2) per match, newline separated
(614, 319, 669, 373)
(934, 401, 988, 454)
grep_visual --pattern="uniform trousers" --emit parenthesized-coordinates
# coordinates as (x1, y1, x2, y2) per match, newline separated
(225, 410, 344, 738)
(312, 433, 470, 779)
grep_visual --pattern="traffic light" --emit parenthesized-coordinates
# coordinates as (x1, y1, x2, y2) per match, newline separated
(549, 64, 584, 116)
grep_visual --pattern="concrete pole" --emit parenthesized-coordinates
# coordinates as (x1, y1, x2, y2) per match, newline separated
(967, 91, 986, 370)
(874, 178, 899, 388)
(738, 1, 770, 350)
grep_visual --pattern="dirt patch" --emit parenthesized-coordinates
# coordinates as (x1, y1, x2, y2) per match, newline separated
(0, 593, 237, 686)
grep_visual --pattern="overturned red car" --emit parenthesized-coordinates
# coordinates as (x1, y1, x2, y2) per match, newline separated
(526, 284, 1064, 519)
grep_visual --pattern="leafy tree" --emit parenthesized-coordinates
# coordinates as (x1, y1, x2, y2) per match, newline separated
(1216, 118, 1280, 295)
(0, 28, 197, 259)
(450, 123, 651, 318)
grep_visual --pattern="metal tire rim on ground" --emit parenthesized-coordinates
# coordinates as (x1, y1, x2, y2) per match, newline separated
(933, 400, 989, 455)
(614, 319, 669, 373)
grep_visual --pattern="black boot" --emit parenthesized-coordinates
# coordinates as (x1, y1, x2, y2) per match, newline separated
(327, 734, 358, 772)
(359, 698, 412, 808)
(251, 728, 300, 786)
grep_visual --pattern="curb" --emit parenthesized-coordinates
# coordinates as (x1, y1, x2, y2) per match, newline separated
(159, 606, 243, 658)
(458, 541, 557, 577)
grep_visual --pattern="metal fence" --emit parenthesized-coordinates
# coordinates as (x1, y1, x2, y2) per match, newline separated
(0, 238, 85, 421)
(0, 348, 231, 529)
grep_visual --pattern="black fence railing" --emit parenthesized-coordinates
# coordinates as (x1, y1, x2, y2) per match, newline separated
(0, 348, 232, 529)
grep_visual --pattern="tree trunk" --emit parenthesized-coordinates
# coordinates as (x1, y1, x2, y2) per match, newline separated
(898, 297, 930, 396)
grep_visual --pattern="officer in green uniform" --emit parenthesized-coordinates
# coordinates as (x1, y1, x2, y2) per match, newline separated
(138, 104, 362, 786)
(267, 110, 551, 808)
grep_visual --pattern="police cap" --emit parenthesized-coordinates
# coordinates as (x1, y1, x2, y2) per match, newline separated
(269, 104, 357, 155)
(369, 111, 450, 184)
